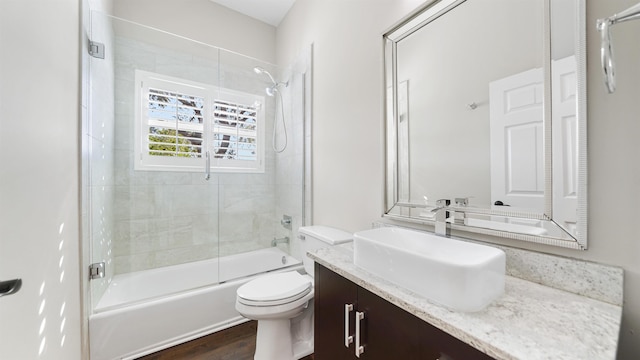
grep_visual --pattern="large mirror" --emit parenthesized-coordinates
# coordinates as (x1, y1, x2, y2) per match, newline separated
(384, 0, 587, 249)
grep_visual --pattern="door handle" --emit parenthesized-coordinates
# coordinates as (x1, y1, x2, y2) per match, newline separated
(345, 304, 354, 347)
(355, 310, 365, 358)
(0, 278, 22, 298)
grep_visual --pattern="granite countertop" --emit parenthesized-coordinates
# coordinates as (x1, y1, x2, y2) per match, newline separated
(309, 247, 622, 360)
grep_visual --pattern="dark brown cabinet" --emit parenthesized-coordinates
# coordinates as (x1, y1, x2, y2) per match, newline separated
(314, 263, 495, 360)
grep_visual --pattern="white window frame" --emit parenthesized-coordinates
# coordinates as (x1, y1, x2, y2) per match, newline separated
(134, 70, 265, 173)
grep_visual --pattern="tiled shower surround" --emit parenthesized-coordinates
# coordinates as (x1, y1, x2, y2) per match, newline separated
(87, 17, 304, 275)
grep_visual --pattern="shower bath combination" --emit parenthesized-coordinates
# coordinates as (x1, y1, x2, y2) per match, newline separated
(254, 66, 289, 153)
(85, 10, 309, 359)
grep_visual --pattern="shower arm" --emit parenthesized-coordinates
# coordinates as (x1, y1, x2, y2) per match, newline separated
(597, 3, 640, 93)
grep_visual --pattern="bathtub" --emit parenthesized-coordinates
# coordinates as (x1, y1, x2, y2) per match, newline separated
(89, 247, 302, 360)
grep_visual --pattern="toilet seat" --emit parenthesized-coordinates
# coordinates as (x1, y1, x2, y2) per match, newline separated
(237, 271, 312, 307)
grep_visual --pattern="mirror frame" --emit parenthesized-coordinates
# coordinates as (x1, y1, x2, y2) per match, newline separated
(383, 0, 587, 249)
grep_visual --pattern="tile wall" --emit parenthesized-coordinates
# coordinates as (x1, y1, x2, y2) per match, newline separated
(111, 33, 294, 273)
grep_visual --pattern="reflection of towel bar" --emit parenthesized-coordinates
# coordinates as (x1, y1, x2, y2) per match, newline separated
(596, 3, 640, 93)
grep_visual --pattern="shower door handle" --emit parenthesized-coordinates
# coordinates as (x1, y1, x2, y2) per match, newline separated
(205, 151, 211, 180)
(0, 278, 22, 298)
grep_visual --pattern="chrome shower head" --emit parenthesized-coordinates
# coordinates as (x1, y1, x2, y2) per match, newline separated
(266, 85, 278, 97)
(254, 66, 288, 96)
(253, 66, 277, 85)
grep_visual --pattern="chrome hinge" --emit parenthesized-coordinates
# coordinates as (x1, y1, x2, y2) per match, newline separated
(89, 40, 105, 59)
(89, 262, 105, 280)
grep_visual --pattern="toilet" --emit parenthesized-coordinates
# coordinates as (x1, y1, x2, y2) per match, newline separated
(235, 225, 352, 360)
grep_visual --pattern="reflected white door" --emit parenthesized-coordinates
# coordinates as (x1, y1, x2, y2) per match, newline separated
(552, 55, 578, 234)
(489, 68, 545, 212)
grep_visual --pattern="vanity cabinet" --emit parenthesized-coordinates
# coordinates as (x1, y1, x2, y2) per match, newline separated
(314, 263, 494, 360)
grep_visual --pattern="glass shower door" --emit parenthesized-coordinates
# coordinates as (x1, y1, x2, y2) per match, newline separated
(86, 12, 222, 312)
(216, 49, 305, 282)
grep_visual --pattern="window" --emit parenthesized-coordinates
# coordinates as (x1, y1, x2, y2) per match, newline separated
(134, 70, 265, 173)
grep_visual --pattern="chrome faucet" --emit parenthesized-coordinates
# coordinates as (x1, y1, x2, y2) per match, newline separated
(431, 199, 451, 237)
(271, 236, 290, 247)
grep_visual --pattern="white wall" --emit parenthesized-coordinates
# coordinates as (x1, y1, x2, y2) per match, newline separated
(112, 0, 277, 64)
(277, 0, 640, 358)
(584, 2, 640, 357)
(0, 0, 83, 359)
(276, 0, 426, 231)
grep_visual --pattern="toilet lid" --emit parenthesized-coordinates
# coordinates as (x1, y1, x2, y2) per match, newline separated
(237, 271, 312, 303)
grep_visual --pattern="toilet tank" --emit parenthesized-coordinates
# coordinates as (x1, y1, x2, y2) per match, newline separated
(298, 226, 352, 277)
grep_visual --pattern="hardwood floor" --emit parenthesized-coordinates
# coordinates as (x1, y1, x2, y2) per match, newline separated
(136, 321, 314, 360)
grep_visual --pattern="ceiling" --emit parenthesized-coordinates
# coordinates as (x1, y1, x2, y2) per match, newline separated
(210, 0, 296, 27)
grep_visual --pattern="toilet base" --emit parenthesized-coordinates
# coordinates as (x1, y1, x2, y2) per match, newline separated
(250, 300, 314, 360)
(291, 304, 314, 359)
(255, 319, 294, 360)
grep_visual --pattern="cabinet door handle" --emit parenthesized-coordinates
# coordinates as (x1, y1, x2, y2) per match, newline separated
(344, 304, 354, 347)
(355, 310, 365, 358)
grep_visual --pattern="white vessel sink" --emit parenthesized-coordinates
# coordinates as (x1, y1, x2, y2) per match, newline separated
(353, 227, 505, 312)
